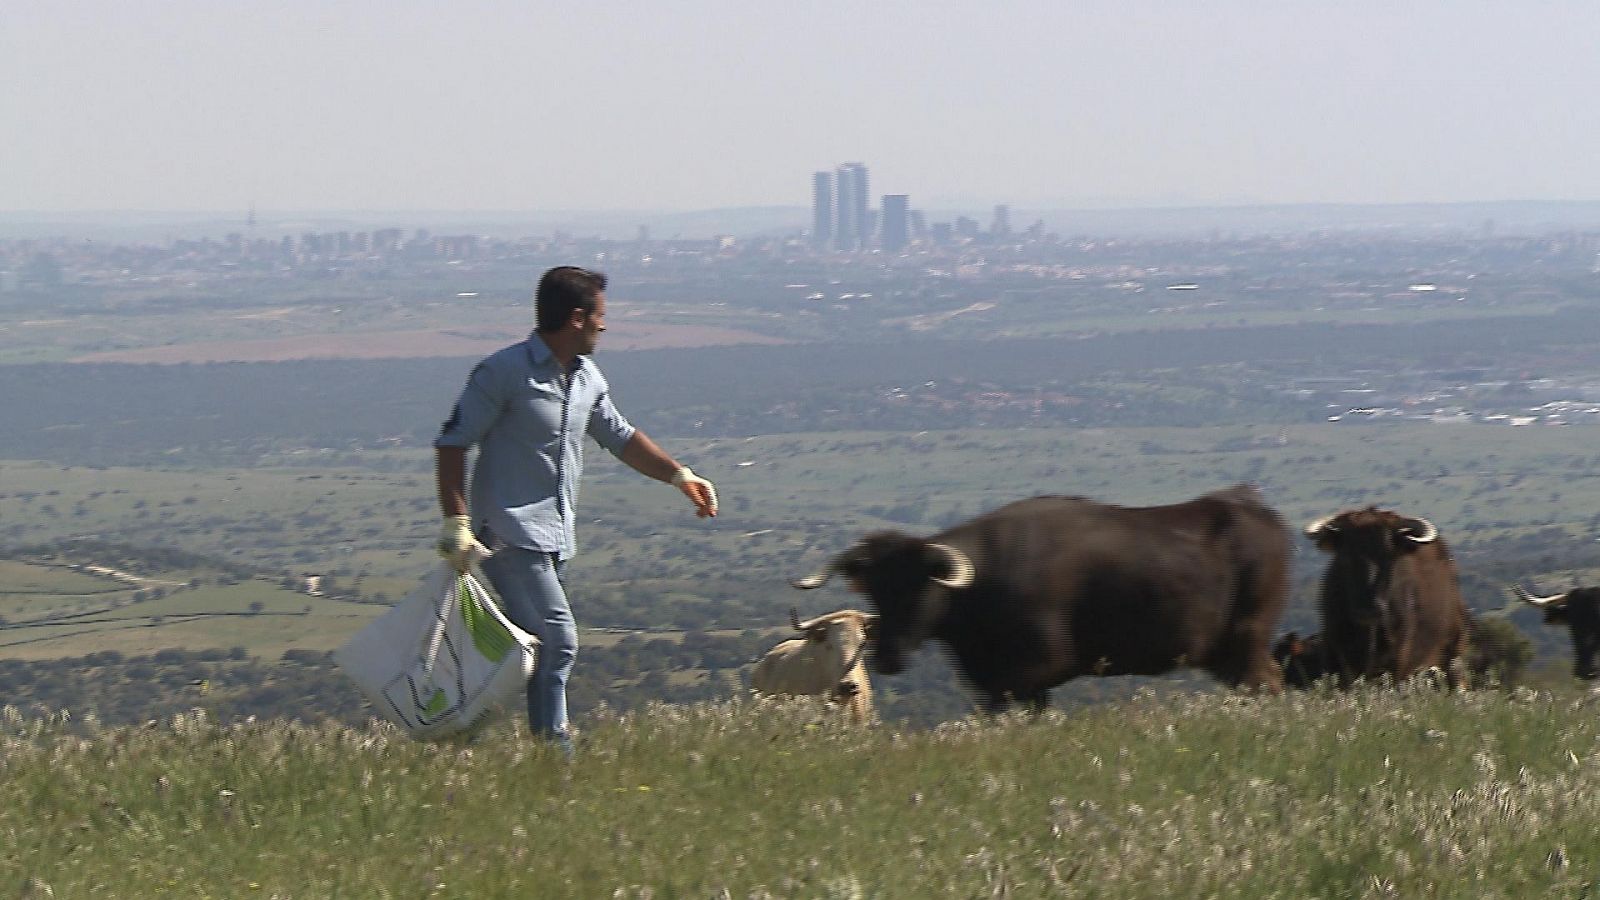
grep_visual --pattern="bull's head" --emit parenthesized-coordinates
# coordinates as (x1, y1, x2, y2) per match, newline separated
(1513, 584, 1600, 680)
(1305, 507, 1441, 618)
(1305, 507, 1437, 553)
(1510, 583, 1569, 623)
(789, 608, 879, 673)
(791, 532, 974, 675)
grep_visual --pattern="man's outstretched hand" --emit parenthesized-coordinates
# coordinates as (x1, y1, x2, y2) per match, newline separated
(671, 466, 719, 518)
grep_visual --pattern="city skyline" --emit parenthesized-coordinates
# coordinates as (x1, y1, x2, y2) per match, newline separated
(6, 3, 1600, 213)
(809, 161, 1021, 252)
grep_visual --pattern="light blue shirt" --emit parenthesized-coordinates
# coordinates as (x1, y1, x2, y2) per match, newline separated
(435, 334, 636, 560)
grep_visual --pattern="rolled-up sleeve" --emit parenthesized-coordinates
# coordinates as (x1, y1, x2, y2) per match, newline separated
(587, 387, 636, 455)
(435, 360, 505, 449)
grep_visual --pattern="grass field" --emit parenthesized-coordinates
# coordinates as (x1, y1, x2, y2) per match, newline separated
(7, 682, 1600, 897)
(0, 568, 382, 661)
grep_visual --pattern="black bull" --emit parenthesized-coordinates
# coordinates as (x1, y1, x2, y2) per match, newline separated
(1514, 584, 1600, 680)
(791, 485, 1292, 713)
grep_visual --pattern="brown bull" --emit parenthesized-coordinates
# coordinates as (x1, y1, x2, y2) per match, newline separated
(749, 609, 877, 723)
(1306, 507, 1469, 688)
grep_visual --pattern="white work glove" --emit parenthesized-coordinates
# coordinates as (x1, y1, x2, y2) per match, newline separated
(671, 466, 718, 518)
(437, 515, 487, 573)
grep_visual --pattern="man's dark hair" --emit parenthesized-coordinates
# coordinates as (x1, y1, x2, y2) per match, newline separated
(535, 266, 607, 333)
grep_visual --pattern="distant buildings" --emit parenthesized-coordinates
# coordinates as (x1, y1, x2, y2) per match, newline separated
(811, 164, 868, 252)
(991, 204, 1011, 238)
(880, 194, 909, 253)
(834, 163, 869, 252)
(807, 163, 1018, 254)
(811, 172, 833, 250)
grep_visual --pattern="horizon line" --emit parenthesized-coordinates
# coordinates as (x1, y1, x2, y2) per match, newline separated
(5, 198, 1600, 219)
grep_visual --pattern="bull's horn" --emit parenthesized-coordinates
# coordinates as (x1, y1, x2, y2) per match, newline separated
(928, 543, 975, 589)
(1304, 514, 1339, 538)
(790, 607, 805, 630)
(1511, 583, 1568, 608)
(791, 563, 836, 590)
(1398, 516, 1438, 544)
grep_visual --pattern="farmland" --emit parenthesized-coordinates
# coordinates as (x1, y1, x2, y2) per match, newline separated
(5, 417, 1600, 727)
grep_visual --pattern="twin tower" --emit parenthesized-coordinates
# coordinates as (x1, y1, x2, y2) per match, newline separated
(812, 163, 910, 253)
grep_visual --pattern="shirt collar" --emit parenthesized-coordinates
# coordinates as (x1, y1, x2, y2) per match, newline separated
(526, 333, 587, 372)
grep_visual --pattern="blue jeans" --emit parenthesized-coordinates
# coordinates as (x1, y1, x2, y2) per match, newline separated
(479, 548, 576, 741)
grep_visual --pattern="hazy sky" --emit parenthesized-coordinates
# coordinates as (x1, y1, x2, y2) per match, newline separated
(5, 1, 1597, 212)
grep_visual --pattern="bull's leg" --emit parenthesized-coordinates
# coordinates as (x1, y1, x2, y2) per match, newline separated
(1235, 552, 1291, 694)
(848, 688, 873, 725)
(1242, 651, 1284, 694)
(1206, 629, 1283, 694)
(1443, 630, 1468, 691)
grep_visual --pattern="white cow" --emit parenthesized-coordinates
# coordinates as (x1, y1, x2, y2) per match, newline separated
(750, 609, 877, 724)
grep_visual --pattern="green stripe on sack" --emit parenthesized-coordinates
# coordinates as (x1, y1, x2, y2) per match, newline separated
(458, 577, 514, 662)
(423, 688, 448, 717)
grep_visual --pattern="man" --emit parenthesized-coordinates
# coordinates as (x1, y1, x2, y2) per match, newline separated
(434, 266, 717, 754)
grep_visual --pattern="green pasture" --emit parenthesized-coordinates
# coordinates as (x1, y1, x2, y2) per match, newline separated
(0, 559, 132, 604)
(0, 551, 771, 664)
(0, 560, 190, 630)
(1, 459, 436, 571)
(0, 574, 381, 661)
(7, 684, 1600, 897)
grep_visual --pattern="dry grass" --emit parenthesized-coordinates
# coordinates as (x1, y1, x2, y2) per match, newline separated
(7, 681, 1600, 897)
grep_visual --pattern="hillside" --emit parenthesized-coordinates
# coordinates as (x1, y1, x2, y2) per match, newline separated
(7, 684, 1600, 897)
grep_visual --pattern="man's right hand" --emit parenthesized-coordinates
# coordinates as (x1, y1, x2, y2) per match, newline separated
(437, 515, 486, 573)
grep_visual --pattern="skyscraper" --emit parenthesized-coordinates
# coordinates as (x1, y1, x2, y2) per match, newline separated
(991, 204, 1011, 237)
(849, 165, 869, 248)
(880, 194, 909, 253)
(834, 162, 869, 251)
(811, 171, 833, 249)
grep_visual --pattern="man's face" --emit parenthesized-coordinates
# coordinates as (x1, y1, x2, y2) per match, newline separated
(576, 293, 607, 355)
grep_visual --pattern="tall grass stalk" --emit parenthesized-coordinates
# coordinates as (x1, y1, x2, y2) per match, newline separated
(6, 683, 1600, 898)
